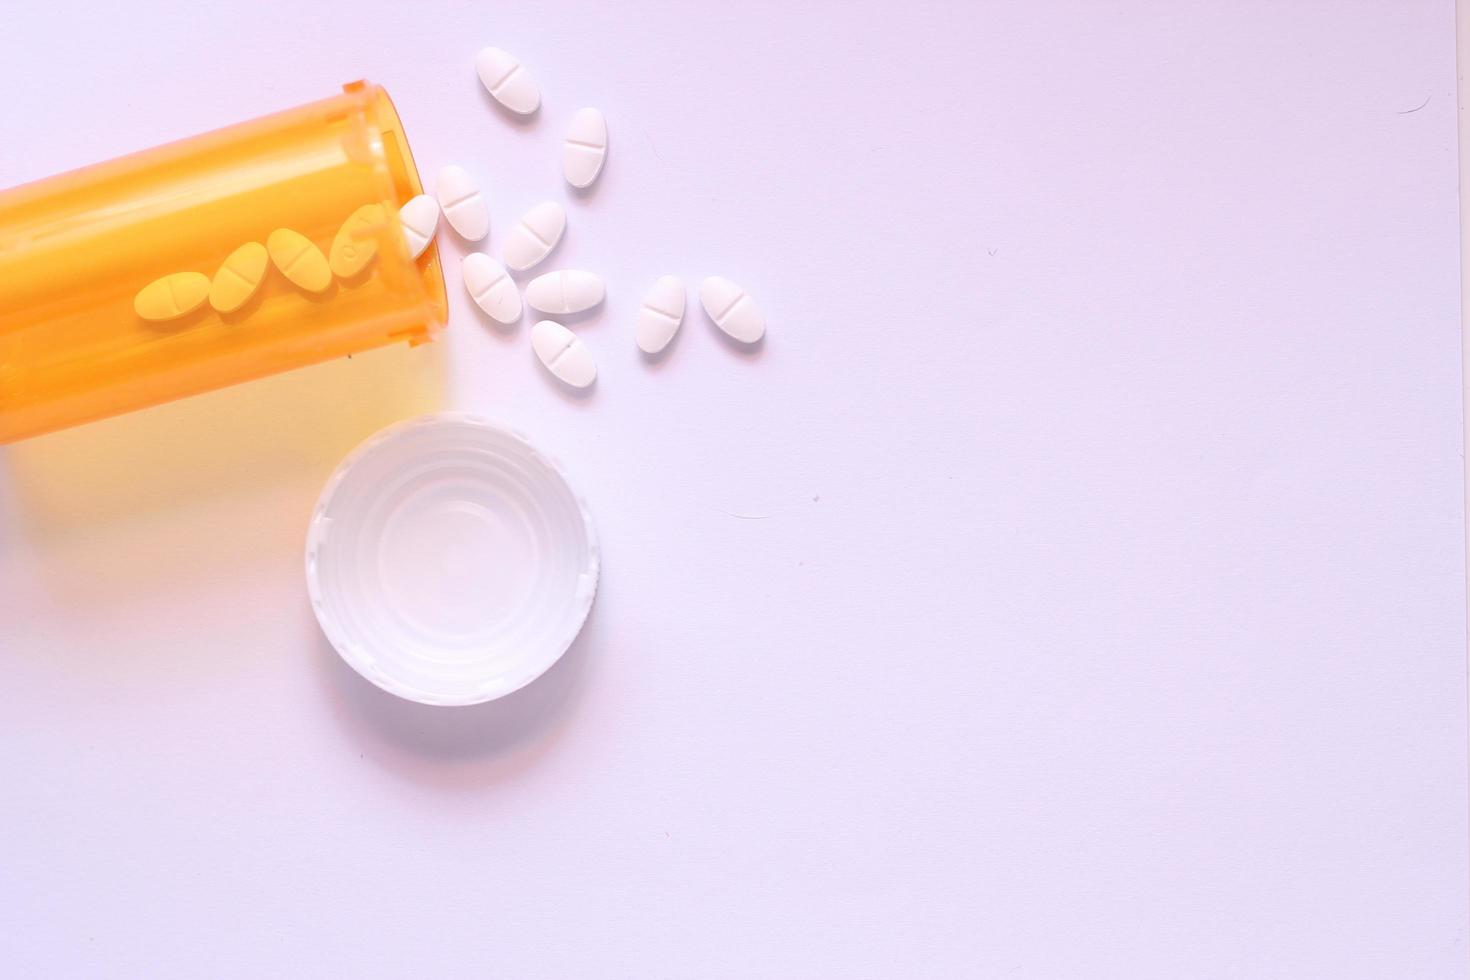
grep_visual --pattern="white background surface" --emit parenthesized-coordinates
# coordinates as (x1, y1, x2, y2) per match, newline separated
(1, 2, 1466, 976)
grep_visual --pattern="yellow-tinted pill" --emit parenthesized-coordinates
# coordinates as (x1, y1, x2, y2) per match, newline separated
(134, 272, 211, 322)
(209, 241, 269, 313)
(267, 228, 332, 294)
(330, 203, 387, 279)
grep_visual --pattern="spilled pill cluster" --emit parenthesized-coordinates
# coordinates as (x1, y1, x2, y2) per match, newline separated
(134, 45, 765, 394)
(414, 45, 767, 390)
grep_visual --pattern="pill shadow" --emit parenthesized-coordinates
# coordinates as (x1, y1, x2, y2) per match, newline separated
(295, 280, 340, 304)
(333, 260, 380, 292)
(561, 141, 608, 202)
(442, 231, 483, 253)
(219, 271, 350, 327)
(316, 602, 598, 787)
(566, 153, 607, 203)
(566, 121, 609, 202)
(532, 345, 598, 403)
(216, 281, 271, 325)
(475, 79, 539, 130)
(471, 306, 522, 339)
(139, 303, 213, 334)
(4, 340, 449, 543)
(540, 302, 606, 328)
(508, 231, 567, 273)
(703, 310, 767, 359)
(638, 321, 687, 370)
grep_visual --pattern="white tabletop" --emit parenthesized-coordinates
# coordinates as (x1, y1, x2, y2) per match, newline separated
(1, 1, 1465, 975)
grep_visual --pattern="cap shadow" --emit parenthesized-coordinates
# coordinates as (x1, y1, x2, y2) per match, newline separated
(316, 602, 599, 788)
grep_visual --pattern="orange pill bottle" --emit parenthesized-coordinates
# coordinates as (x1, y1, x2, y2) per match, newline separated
(0, 81, 447, 444)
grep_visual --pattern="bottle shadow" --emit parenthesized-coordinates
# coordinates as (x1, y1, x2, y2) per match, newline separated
(0, 341, 448, 611)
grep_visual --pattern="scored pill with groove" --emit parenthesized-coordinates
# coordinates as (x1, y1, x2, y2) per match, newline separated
(525, 270, 604, 315)
(636, 275, 686, 354)
(209, 241, 268, 314)
(398, 194, 440, 260)
(563, 108, 608, 190)
(436, 165, 489, 242)
(475, 47, 541, 116)
(504, 201, 566, 273)
(134, 271, 211, 322)
(267, 228, 332, 294)
(699, 275, 765, 343)
(462, 253, 522, 325)
(532, 320, 597, 388)
(330, 203, 388, 278)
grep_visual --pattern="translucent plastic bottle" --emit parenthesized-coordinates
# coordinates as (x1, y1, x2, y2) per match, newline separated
(0, 81, 448, 444)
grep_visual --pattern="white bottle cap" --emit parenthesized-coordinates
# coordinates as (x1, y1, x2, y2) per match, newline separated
(306, 414, 599, 706)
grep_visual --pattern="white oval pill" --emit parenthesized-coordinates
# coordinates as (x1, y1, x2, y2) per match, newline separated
(398, 194, 440, 259)
(532, 320, 597, 389)
(435, 165, 489, 241)
(504, 201, 566, 273)
(699, 276, 765, 343)
(525, 270, 605, 315)
(476, 47, 541, 116)
(636, 275, 686, 354)
(462, 253, 522, 325)
(563, 108, 608, 189)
